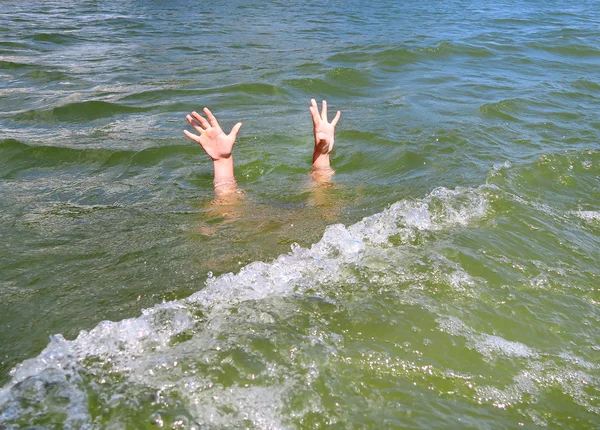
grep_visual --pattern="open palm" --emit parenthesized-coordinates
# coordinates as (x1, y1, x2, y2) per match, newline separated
(184, 108, 242, 161)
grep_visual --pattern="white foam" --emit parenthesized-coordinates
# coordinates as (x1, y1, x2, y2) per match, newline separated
(1, 186, 492, 425)
(438, 316, 600, 416)
(573, 210, 600, 223)
(437, 316, 537, 359)
(475, 363, 598, 415)
(476, 335, 535, 359)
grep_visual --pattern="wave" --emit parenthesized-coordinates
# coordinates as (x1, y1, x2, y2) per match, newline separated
(28, 32, 83, 44)
(1, 150, 598, 426)
(283, 76, 364, 97)
(268, 68, 372, 98)
(415, 41, 493, 58)
(1, 174, 597, 426)
(100, 83, 290, 110)
(327, 47, 418, 67)
(13, 101, 150, 123)
(0, 139, 201, 177)
(0, 185, 493, 426)
(23, 70, 69, 82)
(325, 67, 372, 87)
(527, 41, 600, 57)
(326, 42, 493, 69)
(0, 41, 32, 49)
(487, 149, 600, 206)
(479, 95, 581, 123)
(479, 98, 523, 121)
(572, 78, 600, 92)
(0, 60, 34, 71)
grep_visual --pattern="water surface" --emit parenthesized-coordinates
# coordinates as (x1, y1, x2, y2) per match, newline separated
(1, 0, 599, 427)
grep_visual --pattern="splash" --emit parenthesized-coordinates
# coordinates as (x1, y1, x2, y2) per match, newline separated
(0, 186, 492, 427)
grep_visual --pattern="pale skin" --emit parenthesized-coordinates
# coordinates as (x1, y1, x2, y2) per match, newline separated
(184, 100, 340, 195)
(309, 98, 341, 170)
(184, 107, 242, 196)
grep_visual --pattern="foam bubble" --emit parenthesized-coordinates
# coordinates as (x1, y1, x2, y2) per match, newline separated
(475, 335, 536, 359)
(573, 210, 600, 223)
(437, 316, 537, 359)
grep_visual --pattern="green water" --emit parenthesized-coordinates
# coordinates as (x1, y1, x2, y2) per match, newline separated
(1, 0, 599, 427)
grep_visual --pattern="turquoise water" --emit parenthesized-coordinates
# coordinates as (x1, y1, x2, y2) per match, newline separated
(1, 0, 599, 427)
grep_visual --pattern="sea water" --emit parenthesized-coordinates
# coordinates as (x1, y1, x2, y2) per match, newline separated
(0, 0, 599, 427)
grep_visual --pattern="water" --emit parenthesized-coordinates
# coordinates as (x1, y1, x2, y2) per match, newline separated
(1, 0, 599, 427)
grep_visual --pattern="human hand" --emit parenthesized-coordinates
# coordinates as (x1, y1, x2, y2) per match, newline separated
(184, 107, 242, 162)
(309, 99, 341, 169)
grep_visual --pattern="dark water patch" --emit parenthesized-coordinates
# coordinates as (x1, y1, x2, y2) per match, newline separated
(121, 83, 288, 105)
(162, 101, 215, 115)
(527, 42, 600, 57)
(219, 82, 288, 97)
(325, 68, 372, 88)
(416, 41, 494, 59)
(166, 46, 198, 52)
(127, 145, 199, 168)
(294, 62, 323, 74)
(479, 100, 521, 122)
(0, 140, 199, 178)
(283, 77, 363, 97)
(230, 42, 271, 49)
(327, 47, 418, 68)
(327, 42, 492, 70)
(54, 26, 82, 32)
(0, 41, 33, 49)
(23, 70, 69, 83)
(572, 78, 600, 92)
(503, 54, 536, 65)
(119, 88, 198, 103)
(0, 141, 121, 178)
(0, 60, 35, 71)
(369, 48, 419, 67)
(97, 17, 147, 29)
(339, 130, 397, 146)
(491, 18, 536, 26)
(29, 32, 83, 44)
(13, 101, 150, 123)
(0, 139, 29, 163)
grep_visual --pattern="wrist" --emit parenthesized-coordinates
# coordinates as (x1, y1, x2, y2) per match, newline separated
(213, 156, 234, 181)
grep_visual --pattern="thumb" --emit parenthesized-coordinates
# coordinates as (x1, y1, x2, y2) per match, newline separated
(229, 122, 242, 139)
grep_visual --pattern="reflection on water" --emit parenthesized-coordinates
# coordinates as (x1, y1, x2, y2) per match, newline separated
(196, 189, 247, 237)
(197, 170, 348, 236)
(307, 168, 345, 222)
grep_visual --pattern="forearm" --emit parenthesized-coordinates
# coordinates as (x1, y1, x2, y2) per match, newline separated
(312, 151, 331, 170)
(212, 156, 236, 195)
(213, 156, 234, 181)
